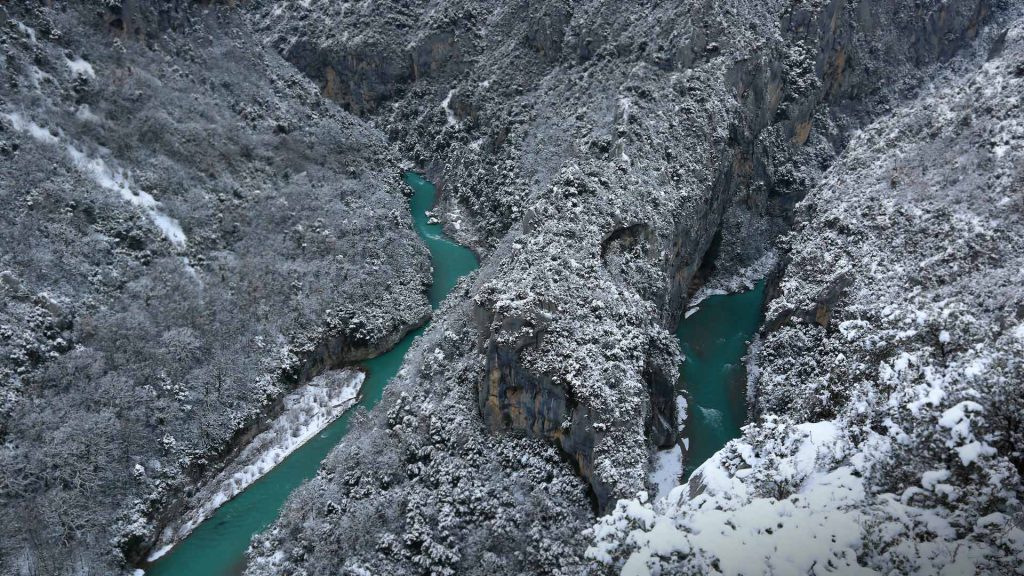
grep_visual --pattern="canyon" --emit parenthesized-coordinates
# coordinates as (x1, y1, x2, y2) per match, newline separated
(0, 1, 1021, 575)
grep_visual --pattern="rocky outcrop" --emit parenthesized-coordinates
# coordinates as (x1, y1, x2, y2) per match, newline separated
(477, 302, 611, 508)
(286, 307, 432, 385)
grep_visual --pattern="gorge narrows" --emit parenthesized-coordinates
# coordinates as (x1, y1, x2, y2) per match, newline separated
(675, 282, 767, 480)
(144, 174, 478, 576)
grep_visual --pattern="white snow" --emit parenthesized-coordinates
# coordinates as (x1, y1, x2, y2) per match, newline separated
(675, 396, 687, 430)
(4, 113, 59, 144)
(938, 400, 983, 439)
(683, 306, 699, 319)
(65, 57, 96, 79)
(74, 104, 101, 123)
(441, 89, 458, 127)
(594, 444, 874, 576)
(591, 420, 869, 575)
(685, 468, 870, 576)
(649, 444, 683, 499)
(955, 441, 995, 466)
(4, 111, 186, 246)
(12, 20, 37, 43)
(690, 250, 777, 305)
(65, 144, 188, 246)
(618, 96, 632, 124)
(147, 369, 364, 561)
(962, 357, 988, 378)
(921, 469, 950, 490)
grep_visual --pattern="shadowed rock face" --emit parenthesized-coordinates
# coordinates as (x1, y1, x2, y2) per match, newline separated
(478, 305, 610, 507)
(242, 0, 1002, 574)
(273, 6, 474, 114)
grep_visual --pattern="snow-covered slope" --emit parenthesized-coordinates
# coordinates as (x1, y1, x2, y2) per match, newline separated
(588, 11, 1024, 575)
(148, 369, 364, 560)
(0, 3, 429, 573)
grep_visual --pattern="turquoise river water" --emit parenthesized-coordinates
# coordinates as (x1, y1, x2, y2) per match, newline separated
(145, 173, 478, 576)
(676, 281, 766, 478)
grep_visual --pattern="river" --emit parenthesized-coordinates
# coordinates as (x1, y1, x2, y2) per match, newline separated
(676, 281, 766, 478)
(145, 173, 478, 576)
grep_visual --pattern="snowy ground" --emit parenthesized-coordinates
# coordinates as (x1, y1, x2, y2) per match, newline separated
(648, 445, 683, 500)
(147, 369, 364, 561)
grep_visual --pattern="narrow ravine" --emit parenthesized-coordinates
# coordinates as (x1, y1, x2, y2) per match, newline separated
(144, 173, 477, 576)
(677, 281, 766, 479)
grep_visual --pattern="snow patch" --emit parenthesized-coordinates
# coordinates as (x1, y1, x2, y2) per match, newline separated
(65, 144, 187, 246)
(921, 469, 950, 490)
(618, 96, 632, 124)
(441, 89, 458, 127)
(4, 112, 59, 144)
(675, 396, 688, 431)
(938, 400, 983, 440)
(65, 57, 96, 79)
(12, 20, 37, 43)
(649, 444, 683, 500)
(956, 441, 996, 466)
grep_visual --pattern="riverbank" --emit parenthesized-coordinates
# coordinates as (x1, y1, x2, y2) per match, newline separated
(146, 369, 364, 562)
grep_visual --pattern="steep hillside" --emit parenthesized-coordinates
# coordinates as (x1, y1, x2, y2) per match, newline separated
(0, 2, 428, 573)
(590, 10, 1024, 575)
